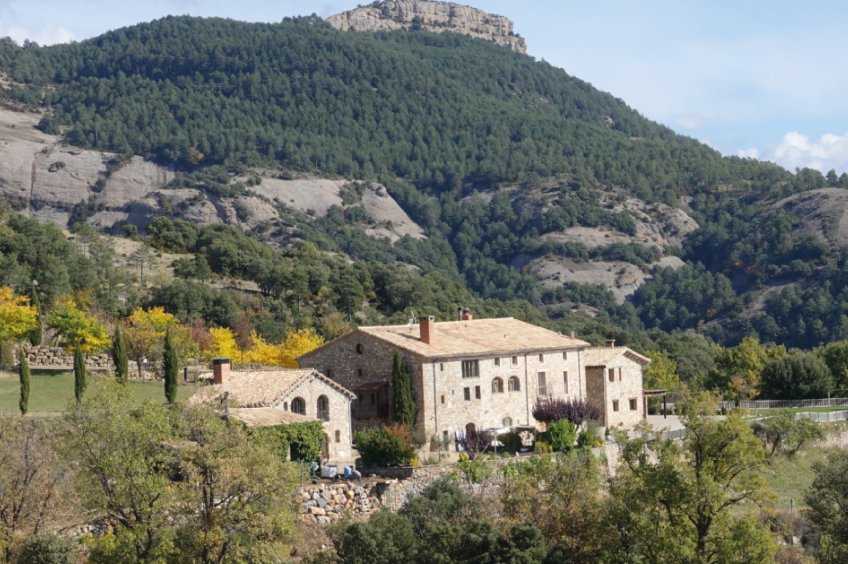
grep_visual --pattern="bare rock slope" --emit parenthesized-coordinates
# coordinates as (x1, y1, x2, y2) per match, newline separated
(327, 0, 526, 53)
(771, 188, 848, 250)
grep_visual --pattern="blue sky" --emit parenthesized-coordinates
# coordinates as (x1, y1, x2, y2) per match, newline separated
(2, 0, 847, 174)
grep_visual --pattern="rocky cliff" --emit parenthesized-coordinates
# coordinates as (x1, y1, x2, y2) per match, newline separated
(327, 0, 526, 53)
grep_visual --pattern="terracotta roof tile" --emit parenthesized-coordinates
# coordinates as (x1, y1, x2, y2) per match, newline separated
(319, 318, 589, 359)
(582, 347, 651, 367)
(189, 368, 354, 408)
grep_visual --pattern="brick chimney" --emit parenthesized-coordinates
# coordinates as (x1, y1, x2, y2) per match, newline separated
(420, 316, 435, 345)
(606, 339, 615, 348)
(461, 308, 473, 321)
(212, 357, 231, 384)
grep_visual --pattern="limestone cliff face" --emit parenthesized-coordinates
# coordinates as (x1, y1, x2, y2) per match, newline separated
(327, 0, 526, 54)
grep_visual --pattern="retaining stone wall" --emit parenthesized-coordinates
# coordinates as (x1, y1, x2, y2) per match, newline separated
(15, 344, 114, 370)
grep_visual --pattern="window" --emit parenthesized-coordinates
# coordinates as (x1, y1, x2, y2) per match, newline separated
(537, 372, 547, 396)
(563, 371, 568, 394)
(508, 376, 521, 392)
(539, 354, 544, 363)
(630, 398, 638, 411)
(619, 368, 623, 382)
(283, 401, 288, 411)
(357, 368, 363, 378)
(464, 387, 471, 401)
(475, 385, 481, 399)
(563, 351, 568, 360)
(441, 394, 445, 404)
(612, 400, 619, 412)
(355, 343, 364, 354)
(440, 363, 444, 371)
(317, 396, 329, 421)
(511, 356, 518, 365)
(503, 417, 512, 427)
(461, 360, 480, 378)
(335, 430, 341, 443)
(608, 368, 615, 382)
(494, 358, 500, 366)
(492, 377, 504, 393)
(370, 393, 376, 405)
(291, 397, 306, 415)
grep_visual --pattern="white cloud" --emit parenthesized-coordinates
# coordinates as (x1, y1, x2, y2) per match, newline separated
(762, 131, 848, 174)
(0, 19, 75, 46)
(737, 148, 759, 159)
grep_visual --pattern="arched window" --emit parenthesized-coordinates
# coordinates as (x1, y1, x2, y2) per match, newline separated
(492, 377, 504, 393)
(502, 417, 512, 427)
(317, 395, 330, 421)
(508, 376, 521, 392)
(291, 397, 306, 415)
(355, 343, 364, 354)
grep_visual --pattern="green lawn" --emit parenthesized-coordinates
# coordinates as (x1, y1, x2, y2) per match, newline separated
(764, 445, 844, 512)
(0, 370, 198, 416)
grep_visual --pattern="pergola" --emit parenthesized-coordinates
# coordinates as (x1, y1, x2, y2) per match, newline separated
(643, 389, 669, 419)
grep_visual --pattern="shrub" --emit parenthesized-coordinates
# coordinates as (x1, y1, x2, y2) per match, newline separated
(542, 420, 577, 452)
(577, 423, 604, 449)
(455, 457, 492, 483)
(354, 424, 416, 467)
(16, 533, 76, 564)
(533, 440, 552, 454)
(532, 397, 602, 426)
(456, 425, 493, 460)
(496, 432, 522, 454)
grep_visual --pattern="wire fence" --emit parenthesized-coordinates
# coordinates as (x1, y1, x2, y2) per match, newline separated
(666, 398, 848, 412)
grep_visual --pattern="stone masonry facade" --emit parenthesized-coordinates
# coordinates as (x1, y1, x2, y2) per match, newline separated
(585, 355, 646, 428)
(280, 376, 354, 461)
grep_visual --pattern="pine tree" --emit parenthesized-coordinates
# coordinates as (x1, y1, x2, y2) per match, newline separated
(74, 341, 86, 403)
(163, 329, 178, 404)
(391, 349, 417, 429)
(19, 347, 30, 415)
(112, 323, 128, 383)
(29, 282, 42, 346)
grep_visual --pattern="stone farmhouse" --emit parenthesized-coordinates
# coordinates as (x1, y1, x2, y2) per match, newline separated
(189, 359, 357, 461)
(298, 316, 650, 444)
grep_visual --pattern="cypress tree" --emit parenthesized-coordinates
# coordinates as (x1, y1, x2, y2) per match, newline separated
(0, 342, 13, 368)
(112, 323, 128, 383)
(19, 348, 30, 416)
(74, 341, 86, 403)
(163, 329, 178, 404)
(391, 349, 417, 429)
(29, 283, 42, 346)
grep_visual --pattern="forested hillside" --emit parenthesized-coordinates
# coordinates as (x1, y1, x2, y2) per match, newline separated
(1, 13, 847, 351)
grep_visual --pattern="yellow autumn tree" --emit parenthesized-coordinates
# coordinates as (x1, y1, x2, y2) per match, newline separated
(124, 307, 198, 371)
(0, 287, 38, 343)
(47, 296, 110, 353)
(244, 331, 283, 366)
(278, 328, 324, 368)
(208, 327, 239, 361)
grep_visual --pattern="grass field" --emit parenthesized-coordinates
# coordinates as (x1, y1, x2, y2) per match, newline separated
(764, 444, 845, 512)
(0, 370, 198, 415)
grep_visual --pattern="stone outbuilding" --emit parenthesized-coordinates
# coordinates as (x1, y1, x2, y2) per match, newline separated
(189, 359, 356, 461)
(583, 345, 651, 428)
(298, 316, 649, 444)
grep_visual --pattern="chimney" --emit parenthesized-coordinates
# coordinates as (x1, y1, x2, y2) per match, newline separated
(212, 357, 231, 384)
(605, 339, 615, 348)
(461, 308, 473, 321)
(571, 329, 576, 339)
(420, 316, 435, 345)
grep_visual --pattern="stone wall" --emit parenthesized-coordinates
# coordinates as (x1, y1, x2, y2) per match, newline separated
(327, 0, 527, 53)
(585, 355, 645, 429)
(281, 375, 355, 461)
(297, 459, 507, 523)
(15, 344, 115, 370)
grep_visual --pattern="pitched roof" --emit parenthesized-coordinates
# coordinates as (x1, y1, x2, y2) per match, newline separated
(229, 408, 318, 427)
(189, 368, 355, 408)
(302, 317, 589, 360)
(582, 347, 651, 367)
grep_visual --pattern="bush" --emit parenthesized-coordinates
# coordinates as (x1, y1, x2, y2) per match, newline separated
(496, 432, 522, 454)
(455, 457, 492, 483)
(543, 420, 577, 452)
(577, 423, 604, 449)
(16, 533, 76, 564)
(457, 425, 493, 460)
(354, 424, 416, 467)
(532, 397, 602, 426)
(533, 440, 552, 454)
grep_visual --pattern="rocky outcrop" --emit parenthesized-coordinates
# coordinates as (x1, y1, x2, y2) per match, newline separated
(327, 0, 526, 53)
